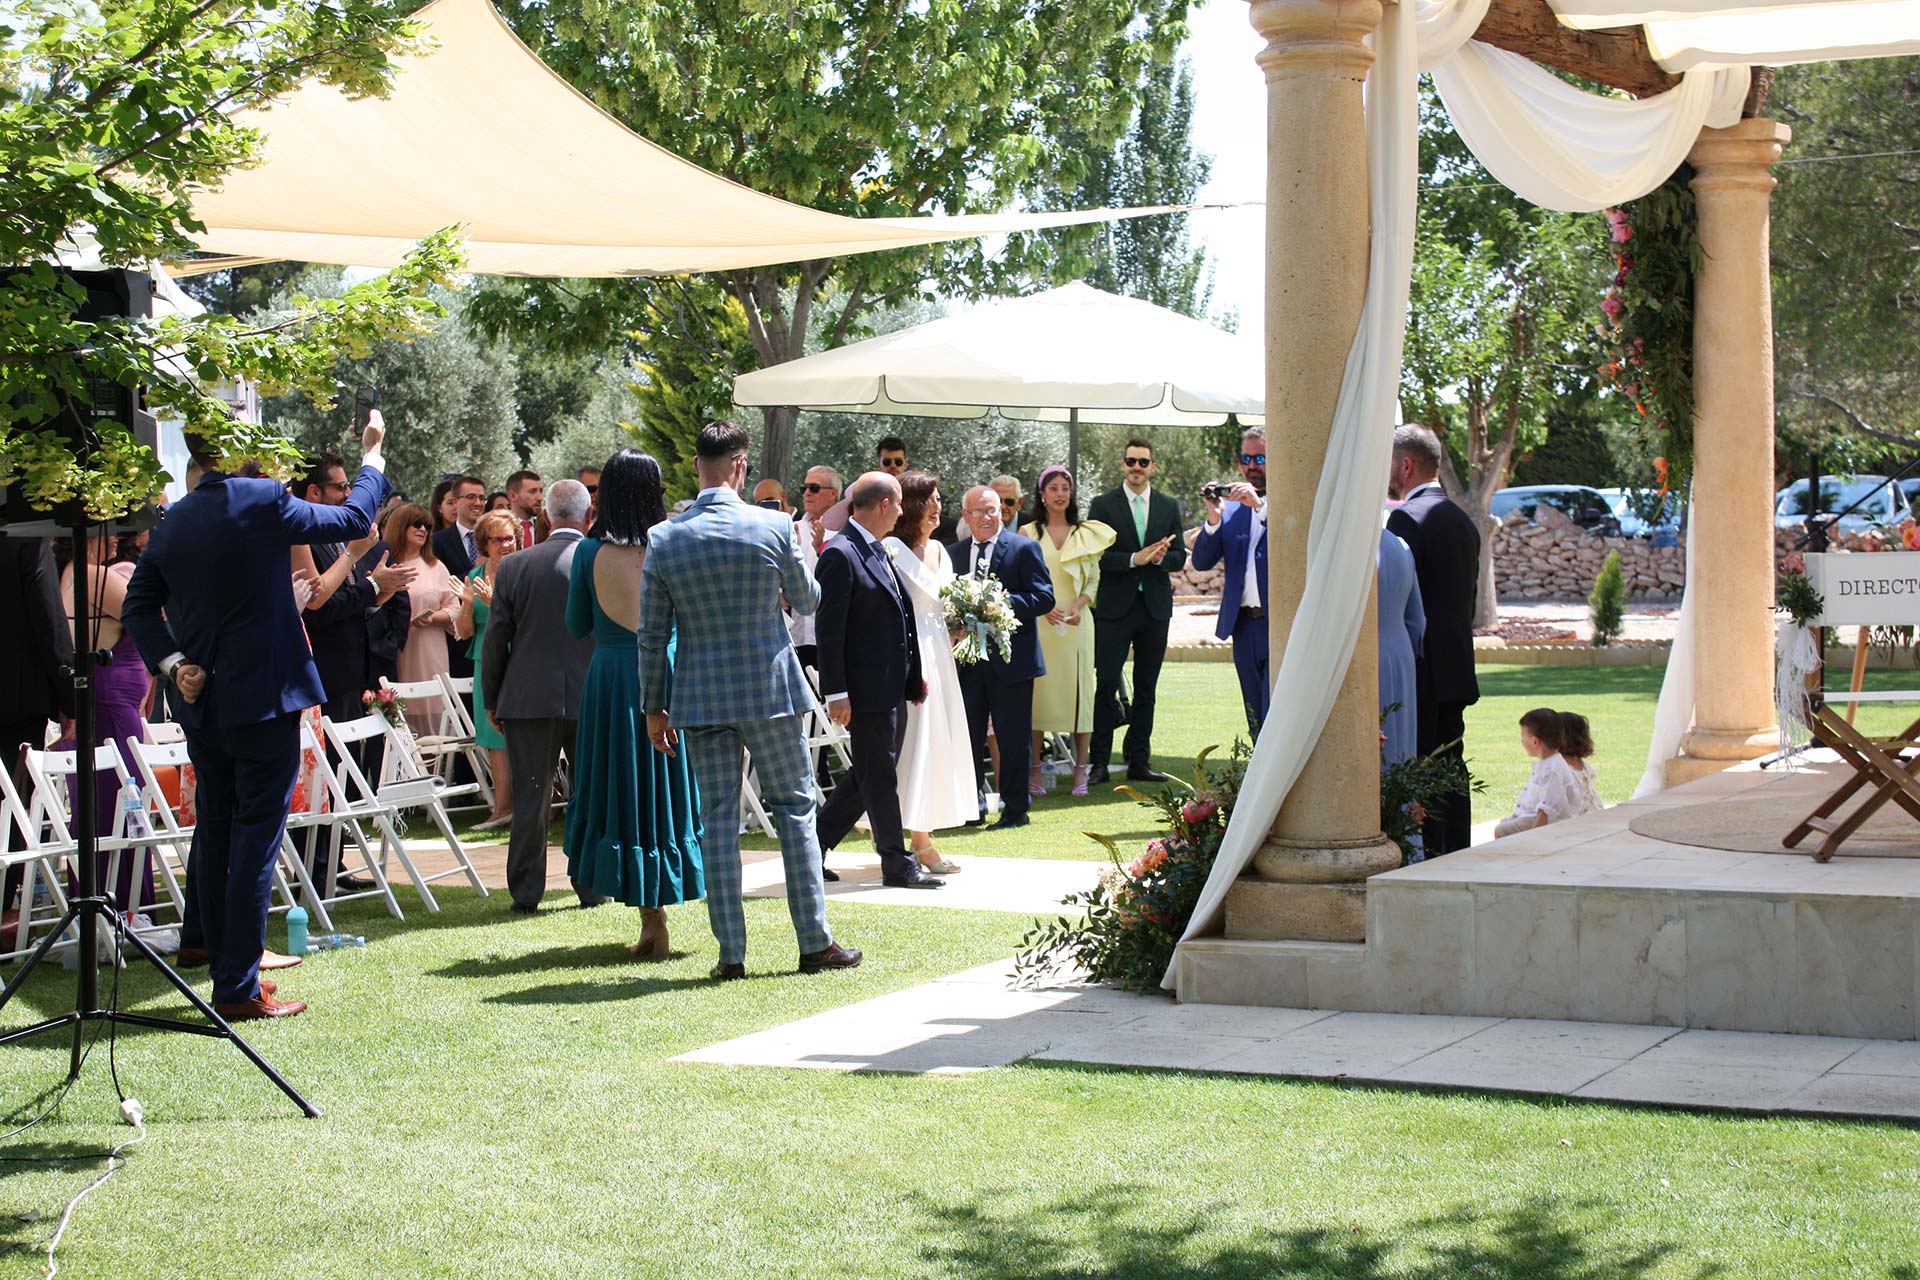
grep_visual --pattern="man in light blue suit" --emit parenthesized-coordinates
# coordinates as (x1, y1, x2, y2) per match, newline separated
(122, 413, 392, 1020)
(1191, 426, 1271, 735)
(639, 422, 860, 981)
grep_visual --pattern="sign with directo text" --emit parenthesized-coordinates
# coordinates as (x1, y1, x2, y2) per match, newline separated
(1806, 551, 1920, 626)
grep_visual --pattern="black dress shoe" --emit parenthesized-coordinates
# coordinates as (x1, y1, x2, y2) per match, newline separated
(880, 872, 945, 889)
(1088, 765, 1110, 785)
(333, 873, 376, 892)
(574, 887, 609, 908)
(821, 866, 840, 882)
(798, 942, 863, 973)
(990, 813, 1030, 830)
(1126, 764, 1171, 783)
(710, 961, 747, 981)
(509, 902, 538, 914)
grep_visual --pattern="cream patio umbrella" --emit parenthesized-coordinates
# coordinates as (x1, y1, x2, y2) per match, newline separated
(730, 282, 1264, 476)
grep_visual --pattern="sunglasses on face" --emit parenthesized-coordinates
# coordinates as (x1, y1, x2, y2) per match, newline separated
(584, 484, 598, 494)
(801, 483, 836, 495)
(410, 519, 430, 529)
(1123, 457, 1153, 469)
(1241, 453, 1267, 466)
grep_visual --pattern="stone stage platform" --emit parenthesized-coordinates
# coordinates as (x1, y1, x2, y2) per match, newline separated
(1174, 759, 1920, 1041)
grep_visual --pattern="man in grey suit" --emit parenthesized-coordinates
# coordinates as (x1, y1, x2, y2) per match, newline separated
(482, 478, 598, 910)
(640, 422, 861, 981)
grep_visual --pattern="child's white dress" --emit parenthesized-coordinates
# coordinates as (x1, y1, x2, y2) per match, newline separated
(1495, 754, 1601, 837)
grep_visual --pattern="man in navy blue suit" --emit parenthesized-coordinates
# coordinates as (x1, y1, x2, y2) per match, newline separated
(814, 472, 939, 888)
(123, 413, 392, 1020)
(1191, 426, 1270, 736)
(950, 485, 1054, 829)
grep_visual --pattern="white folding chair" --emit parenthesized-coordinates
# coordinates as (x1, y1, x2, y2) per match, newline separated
(0, 761, 73, 961)
(379, 678, 488, 809)
(124, 733, 323, 933)
(294, 720, 406, 921)
(20, 742, 180, 952)
(800, 668, 854, 793)
(435, 673, 497, 809)
(323, 713, 487, 910)
(739, 751, 777, 839)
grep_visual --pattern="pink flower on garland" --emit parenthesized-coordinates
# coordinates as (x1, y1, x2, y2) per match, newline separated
(1607, 208, 1633, 244)
(1181, 798, 1217, 827)
(1601, 294, 1624, 320)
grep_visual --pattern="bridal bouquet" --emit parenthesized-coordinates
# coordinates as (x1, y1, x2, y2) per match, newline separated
(942, 573, 1020, 666)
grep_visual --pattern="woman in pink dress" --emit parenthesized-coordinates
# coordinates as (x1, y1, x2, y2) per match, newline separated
(382, 503, 463, 730)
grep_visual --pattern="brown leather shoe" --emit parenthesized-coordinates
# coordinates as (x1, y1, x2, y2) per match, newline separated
(213, 993, 307, 1020)
(798, 941, 862, 974)
(258, 977, 276, 996)
(259, 949, 304, 970)
(174, 946, 208, 968)
(710, 962, 747, 981)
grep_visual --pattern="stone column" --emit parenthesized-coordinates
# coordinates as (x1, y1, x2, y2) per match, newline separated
(1669, 118, 1790, 787)
(1223, 0, 1400, 944)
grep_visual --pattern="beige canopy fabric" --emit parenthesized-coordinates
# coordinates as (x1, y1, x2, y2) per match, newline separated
(186, 0, 1190, 277)
(1546, 0, 1920, 69)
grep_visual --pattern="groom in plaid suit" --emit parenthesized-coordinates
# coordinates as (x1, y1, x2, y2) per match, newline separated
(639, 422, 861, 981)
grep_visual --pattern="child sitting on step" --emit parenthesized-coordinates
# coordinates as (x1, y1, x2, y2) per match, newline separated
(1558, 710, 1602, 816)
(1494, 707, 1602, 838)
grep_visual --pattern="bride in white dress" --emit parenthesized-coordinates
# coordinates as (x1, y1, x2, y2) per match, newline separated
(884, 474, 976, 874)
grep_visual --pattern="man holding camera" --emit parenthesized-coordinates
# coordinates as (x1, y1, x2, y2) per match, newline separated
(1193, 426, 1270, 736)
(1087, 439, 1186, 784)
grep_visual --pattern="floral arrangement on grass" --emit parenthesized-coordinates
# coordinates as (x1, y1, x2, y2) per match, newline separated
(361, 686, 406, 728)
(1776, 552, 1824, 627)
(942, 572, 1020, 665)
(1015, 739, 1478, 994)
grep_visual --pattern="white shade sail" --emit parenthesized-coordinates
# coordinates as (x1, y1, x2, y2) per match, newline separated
(185, 0, 1189, 277)
(732, 282, 1264, 427)
(1545, 0, 1920, 69)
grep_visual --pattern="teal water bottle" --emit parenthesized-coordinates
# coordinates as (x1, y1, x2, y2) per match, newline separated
(286, 906, 309, 957)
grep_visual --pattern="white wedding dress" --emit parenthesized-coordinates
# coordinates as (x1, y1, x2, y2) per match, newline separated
(886, 537, 976, 832)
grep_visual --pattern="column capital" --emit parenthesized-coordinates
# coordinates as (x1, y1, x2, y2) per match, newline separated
(1248, 0, 1382, 82)
(1688, 117, 1791, 194)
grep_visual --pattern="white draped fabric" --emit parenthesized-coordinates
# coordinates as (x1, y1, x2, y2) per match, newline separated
(1548, 0, 1920, 69)
(1170, 0, 1770, 970)
(1634, 508, 1697, 797)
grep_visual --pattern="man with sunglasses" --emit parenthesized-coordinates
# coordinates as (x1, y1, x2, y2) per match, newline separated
(1087, 439, 1187, 784)
(788, 465, 842, 674)
(1193, 426, 1271, 736)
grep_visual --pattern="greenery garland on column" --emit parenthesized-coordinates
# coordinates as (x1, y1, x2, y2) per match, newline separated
(1596, 167, 1700, 495)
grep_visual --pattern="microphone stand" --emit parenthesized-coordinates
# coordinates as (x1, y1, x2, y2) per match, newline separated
(0, 515, 318, 1118)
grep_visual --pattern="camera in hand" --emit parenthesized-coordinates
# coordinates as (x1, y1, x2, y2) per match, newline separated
(1201, 483, 1228, 501)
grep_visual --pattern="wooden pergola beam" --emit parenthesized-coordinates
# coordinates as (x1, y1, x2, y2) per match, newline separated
(1475, 0, 1680, 97)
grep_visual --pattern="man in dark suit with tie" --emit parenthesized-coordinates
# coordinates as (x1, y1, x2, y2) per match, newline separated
(122, 413, 394, 1019)
(1386, 422, 1482, 855)
(1087, 439, 1187, 784)
(1192, 426, 1271, 736)
(815, 472, 940, 887)
(950, 485, 1054, 829)
(430, 474, 485, 681)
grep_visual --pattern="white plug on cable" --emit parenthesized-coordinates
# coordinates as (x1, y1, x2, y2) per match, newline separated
(118, 1098, 143, 1128)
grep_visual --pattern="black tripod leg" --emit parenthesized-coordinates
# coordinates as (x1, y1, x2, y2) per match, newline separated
(112, 923, 322, 1119)
(0, 904, 81, 1012)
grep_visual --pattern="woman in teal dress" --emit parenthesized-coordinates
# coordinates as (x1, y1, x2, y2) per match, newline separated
(456, 508, 518, 830)
(563, 448, 704, 957)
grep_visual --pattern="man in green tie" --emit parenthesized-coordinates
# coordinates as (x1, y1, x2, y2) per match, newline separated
(1086, 439, 1187, 784)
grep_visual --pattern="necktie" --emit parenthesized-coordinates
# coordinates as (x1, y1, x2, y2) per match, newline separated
(521, 519, 533, 549)
(463, 529, 477, 565)
(1133, 492, 1148, 543)
(973, 541, 991, 578)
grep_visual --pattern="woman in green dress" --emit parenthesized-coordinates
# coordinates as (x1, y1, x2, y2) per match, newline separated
(456, 508, 519, 831)
(563, 449, 704, 957)
(1020, 466, 1115, 797)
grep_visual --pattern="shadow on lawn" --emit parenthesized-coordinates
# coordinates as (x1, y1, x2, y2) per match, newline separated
(911, 1188, 1713, 1280)
(481, 974, 718, 1006)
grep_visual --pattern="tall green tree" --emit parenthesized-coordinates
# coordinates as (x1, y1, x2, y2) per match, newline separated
(1404, 86, 1605, 626)
(467, 0, 1190, 484)
(1770, 56, 1920, 466)
(0, 0, 463, 517)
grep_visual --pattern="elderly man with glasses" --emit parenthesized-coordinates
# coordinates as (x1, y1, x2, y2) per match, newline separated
(788, 465, 842, 674)
(1192, 426, 1271, 736)
(1087, 439, 1187, 784)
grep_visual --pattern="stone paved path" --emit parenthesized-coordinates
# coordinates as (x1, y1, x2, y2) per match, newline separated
(675, 960, 1920, 1121)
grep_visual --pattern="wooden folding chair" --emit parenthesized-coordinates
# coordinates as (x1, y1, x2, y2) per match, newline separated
(1784, 703, 1920, 861)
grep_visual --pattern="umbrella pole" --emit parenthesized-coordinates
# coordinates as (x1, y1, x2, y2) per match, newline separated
(1068, 407, 1079, 486)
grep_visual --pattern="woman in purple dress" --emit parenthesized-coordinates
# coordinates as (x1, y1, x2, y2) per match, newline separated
(61, 533, 156, 913)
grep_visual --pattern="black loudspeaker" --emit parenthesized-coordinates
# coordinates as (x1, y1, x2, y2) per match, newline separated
(2, 267, 155, 534)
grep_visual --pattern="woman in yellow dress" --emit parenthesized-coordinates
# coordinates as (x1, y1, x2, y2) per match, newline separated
(1020, 466, 1115, 797)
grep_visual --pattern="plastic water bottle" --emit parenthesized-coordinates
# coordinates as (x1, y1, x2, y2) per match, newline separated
(306, 933, 366, 951)
(285, 906, 308, 957)
(120, 781, 150, 840)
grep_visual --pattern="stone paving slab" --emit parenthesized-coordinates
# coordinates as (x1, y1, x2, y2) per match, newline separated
(673, 959, 1920, 1121)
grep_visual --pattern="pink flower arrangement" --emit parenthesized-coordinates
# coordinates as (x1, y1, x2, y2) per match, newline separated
(1127, 844, 1168, 880)
(1181, 798, 1217, 827)
(1606, 207, 1633, 243)
(1601, 294, 1624, 321)
(1781, 552, 1806, 576)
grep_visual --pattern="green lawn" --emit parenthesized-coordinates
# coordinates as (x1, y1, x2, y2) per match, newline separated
(9, 659, 1916, 1277)
(1, 894, 1915, 1279)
